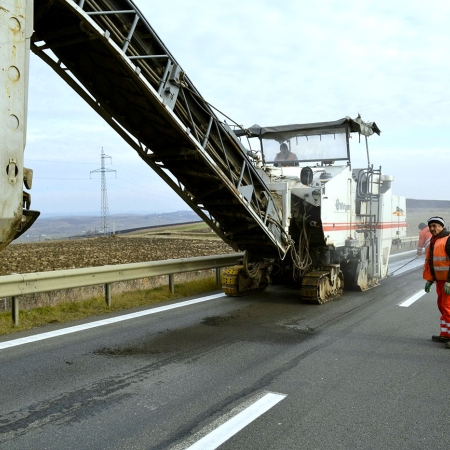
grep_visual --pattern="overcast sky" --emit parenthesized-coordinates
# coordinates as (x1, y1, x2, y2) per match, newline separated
(25, 0, 450, 217)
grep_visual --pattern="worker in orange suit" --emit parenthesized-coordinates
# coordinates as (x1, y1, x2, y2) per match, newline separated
(274, 143, 298, 166)
(423, 216, 450, 346)
(417, 222, 432, 256)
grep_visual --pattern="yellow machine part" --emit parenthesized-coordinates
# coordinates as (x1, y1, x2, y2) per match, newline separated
(222, 266, 242, 296)
(222, 265, 269, 297)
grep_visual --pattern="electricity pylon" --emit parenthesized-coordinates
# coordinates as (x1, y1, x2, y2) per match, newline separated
(90, 148, 116, 236)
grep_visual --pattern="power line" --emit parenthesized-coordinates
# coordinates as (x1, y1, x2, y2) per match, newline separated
(34, 177, 92, 180)
(26, 158, 98, 164)
(107, 182, 178, 199)
(27, 159, 161, 180)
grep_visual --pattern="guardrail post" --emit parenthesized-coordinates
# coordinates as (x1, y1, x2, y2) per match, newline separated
(168, 274, 174, 293)
(11, 296, 19, 325)
(104, 283, 111, 307)
(216, 268, 221, 285)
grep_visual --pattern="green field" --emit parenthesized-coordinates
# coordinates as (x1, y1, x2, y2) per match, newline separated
(123, 222, 221, 240)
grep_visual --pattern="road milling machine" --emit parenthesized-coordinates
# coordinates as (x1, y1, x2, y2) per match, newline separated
(1, 0, 406, 303)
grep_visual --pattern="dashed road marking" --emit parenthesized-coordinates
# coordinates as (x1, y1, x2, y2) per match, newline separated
(399, 291, 427, 307)
(172, 391, 287, 450)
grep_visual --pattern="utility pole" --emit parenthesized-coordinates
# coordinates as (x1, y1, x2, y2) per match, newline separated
(91, 148, 116, 236)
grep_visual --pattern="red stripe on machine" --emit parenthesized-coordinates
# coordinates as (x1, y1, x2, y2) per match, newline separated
(322, 222, 407, 232)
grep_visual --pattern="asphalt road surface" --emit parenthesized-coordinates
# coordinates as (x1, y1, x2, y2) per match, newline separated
(1, 251, 448, 450)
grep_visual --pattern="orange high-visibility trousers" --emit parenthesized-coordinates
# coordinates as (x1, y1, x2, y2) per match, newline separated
(435, 280, 450, 337)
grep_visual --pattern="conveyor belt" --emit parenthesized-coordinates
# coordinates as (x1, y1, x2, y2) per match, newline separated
(32, 0, 289, 259)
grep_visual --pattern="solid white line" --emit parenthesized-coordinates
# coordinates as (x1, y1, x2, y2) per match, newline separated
(185, 392, 286, 450)
(0, 293, 225, 350)
(399, 291, 427, 307)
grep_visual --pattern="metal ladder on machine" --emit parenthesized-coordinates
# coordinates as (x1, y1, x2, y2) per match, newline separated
(355, 166, 382, 280)
(31, 0, 290, 260)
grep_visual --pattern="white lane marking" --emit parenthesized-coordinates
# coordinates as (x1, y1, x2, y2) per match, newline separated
(0, 293, 225, 350)
(399, 291, 427, 307)
(389, 249, 417, 259)
(182, 392, 286, 450)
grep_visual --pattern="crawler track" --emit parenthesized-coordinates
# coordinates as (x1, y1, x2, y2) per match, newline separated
(301, 270, 344, 304)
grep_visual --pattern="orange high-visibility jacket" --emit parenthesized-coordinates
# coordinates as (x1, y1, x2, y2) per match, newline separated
(423, 233, 450, 282)
(418, 227, 432, 253)
(274, 151, 297, 161)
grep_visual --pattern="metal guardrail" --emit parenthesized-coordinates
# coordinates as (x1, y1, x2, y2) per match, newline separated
(392, 236, 419, 247)
(0, 239, 420, 324)
(0, 253, 243, 325)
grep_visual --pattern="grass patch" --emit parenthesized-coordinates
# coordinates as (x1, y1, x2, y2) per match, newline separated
(0, 276, 220, 336)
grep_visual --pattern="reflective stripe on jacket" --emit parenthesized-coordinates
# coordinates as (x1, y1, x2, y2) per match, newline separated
(423, 235, 450, 281)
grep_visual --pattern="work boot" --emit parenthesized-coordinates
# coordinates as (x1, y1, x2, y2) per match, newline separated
(431, 335, 450, 342)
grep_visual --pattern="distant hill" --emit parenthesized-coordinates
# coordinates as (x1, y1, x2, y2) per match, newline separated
(14, 210, 201, 243)
(406, 199, 450, 209)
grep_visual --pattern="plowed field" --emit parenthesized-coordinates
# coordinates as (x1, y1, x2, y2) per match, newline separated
(0, 237, 235, 276)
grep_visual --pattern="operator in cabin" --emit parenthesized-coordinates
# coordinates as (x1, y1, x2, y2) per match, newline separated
(274, 143, 298, 166)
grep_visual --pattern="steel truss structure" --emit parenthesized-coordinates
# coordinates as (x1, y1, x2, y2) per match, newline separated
(32, 0, 289, 258)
